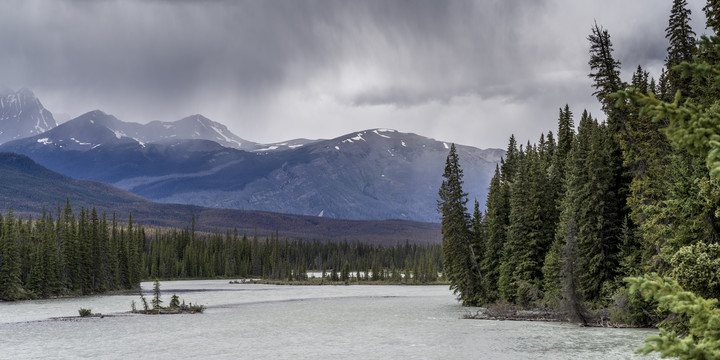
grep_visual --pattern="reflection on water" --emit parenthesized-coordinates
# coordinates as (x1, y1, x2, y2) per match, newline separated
(0, 280, 657, 359)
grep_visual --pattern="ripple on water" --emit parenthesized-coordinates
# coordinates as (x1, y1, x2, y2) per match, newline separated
(0, 280, 658, 359)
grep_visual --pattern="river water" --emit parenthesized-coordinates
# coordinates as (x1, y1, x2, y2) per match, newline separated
(0, 280, 658, 359)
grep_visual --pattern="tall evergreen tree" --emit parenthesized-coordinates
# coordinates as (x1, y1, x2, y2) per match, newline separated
(588, 22, 623, 119)
(0, 208, 22, 300)
(438, 144, 481, 305)
(665, 0, 696, 98)
(704, 0, 720, 34)
(480, 165, 506, 303)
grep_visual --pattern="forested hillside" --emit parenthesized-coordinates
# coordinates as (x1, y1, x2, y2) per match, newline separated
(440, 0, 720, 340)
(0, 202, 442, 301)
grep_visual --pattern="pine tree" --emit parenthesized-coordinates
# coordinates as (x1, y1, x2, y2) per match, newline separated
(588, 22, 623, 119)
(499, 142, 552, 305)
(705, 0, 720, 34)
(0, 208, 23, 300)
(586, 23, 629, 300)
(480, 166, 506, 303)
(499, 145, 530, 302)
(438, 144, 482, 305)
(470, 199, 484, 288)
(665, 0, 696, 98)
(152, 279, 162, 309)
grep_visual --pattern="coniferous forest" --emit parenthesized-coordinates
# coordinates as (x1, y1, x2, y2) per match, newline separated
(0, 200, 442, 301)
(439, 0, 720, 345)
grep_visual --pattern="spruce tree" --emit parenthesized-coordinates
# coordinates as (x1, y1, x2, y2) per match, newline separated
(0, 208, 22, 300)
(480, 166, 506, 303)
(152, 279, 162, 309)
(438, 144, 481, 305)
(665, 0, 696, 98)
(588, 22, 623, 118)
(705, 0, 720, 34)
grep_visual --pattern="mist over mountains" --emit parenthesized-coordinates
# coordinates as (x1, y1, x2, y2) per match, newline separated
(0, 89, 503, 223)
(0, 88, 56, 144)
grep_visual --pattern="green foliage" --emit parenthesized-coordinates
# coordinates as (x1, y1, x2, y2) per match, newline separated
(169, 294, 180, 308)
(608, 286, 659, 327)
(139, 292, 149, 311)
(588, 22, 623, 118)
(0, 208, 23, 300)
(627, 274, 720, 359)
(665, 0, 696, 97)
(144, 226, 441, 283)
(670, 242, 720, 300)
(78, 308, 92, 317)
(340, 261, 350, 283)
(0, 200, 442, 301)
(438, 144, 482, 305)
(0, 204, 143, 301)
(152, 279, 163, 309)
(479, 166, 505, 303)
(134, 285, 203, 314)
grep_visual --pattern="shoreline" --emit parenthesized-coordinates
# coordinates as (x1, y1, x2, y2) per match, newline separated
(241, 278, 450, 286)
(463, 308, 652, 329)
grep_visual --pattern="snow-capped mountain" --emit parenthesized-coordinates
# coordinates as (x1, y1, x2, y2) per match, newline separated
(122, 114, 258, 150)
(0, 115, 503, 222)
(0, 89, 57, 144)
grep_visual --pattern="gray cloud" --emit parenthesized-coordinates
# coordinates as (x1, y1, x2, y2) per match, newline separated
(0, 0, 709, 148)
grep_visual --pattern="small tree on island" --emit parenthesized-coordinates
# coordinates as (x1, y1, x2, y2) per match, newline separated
(169, 294, 180, 308)
(152, 279, 163, 309)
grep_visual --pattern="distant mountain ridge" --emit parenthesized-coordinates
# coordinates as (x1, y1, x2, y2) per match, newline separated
(0, 89, 56, 144)
(0, 91, 504, 223)
(0, 152, 441, 245)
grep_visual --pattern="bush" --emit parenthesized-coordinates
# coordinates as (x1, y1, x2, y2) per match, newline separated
(169, 294, 180, 308)
(627, 273, 720, 358)
(670, 242, 720, 300)
(608, 286, 659, 326)
(515, 280, 543, 308)
(185, 303, 205, 313)
(78, 308, 92, 317)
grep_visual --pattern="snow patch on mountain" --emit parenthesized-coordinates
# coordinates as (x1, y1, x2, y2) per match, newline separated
(373, 129, 392, 138)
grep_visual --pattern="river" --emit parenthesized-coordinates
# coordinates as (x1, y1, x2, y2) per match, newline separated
(0, 280, 658, 359)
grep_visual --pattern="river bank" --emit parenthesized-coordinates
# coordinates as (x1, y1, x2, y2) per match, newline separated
(463, 302, 651, 329)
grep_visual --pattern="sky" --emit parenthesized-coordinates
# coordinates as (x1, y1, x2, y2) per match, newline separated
(0, 0, 710, 149)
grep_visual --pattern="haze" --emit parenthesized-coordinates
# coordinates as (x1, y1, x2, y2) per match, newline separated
(0, 0, 707, 148)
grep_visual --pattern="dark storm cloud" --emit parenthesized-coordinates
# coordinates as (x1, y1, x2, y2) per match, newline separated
(0, 1, 550, 111)
(0, 0, 707, 147)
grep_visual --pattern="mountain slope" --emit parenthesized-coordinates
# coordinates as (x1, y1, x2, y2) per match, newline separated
(94, 113, 258, 150)
(1, 124, 501, 222)
(0, 89, 56, 144)
(154, 129, 502, 222)
(0, 152, 440, 245)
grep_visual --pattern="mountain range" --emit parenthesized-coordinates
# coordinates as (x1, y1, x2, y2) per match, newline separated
(0, 152, 441, 245)
(0, 89, 504, 223)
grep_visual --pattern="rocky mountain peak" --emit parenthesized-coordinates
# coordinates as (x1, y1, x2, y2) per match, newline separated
(0, 88, 57, 144)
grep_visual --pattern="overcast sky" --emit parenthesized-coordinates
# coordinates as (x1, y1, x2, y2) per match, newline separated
(0, 0, 709, 149)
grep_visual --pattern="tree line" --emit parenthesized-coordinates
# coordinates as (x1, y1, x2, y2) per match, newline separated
(439, 0, 720, 332)
(0, 201, 442, 300)
(0, 200, 144, 300)
(143, 222, 442, 283)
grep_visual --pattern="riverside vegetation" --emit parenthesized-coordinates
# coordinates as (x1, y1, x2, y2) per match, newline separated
(130, 280, 204, 315)
(439, 1, 720, 358)
(0, 200, 443, 301)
